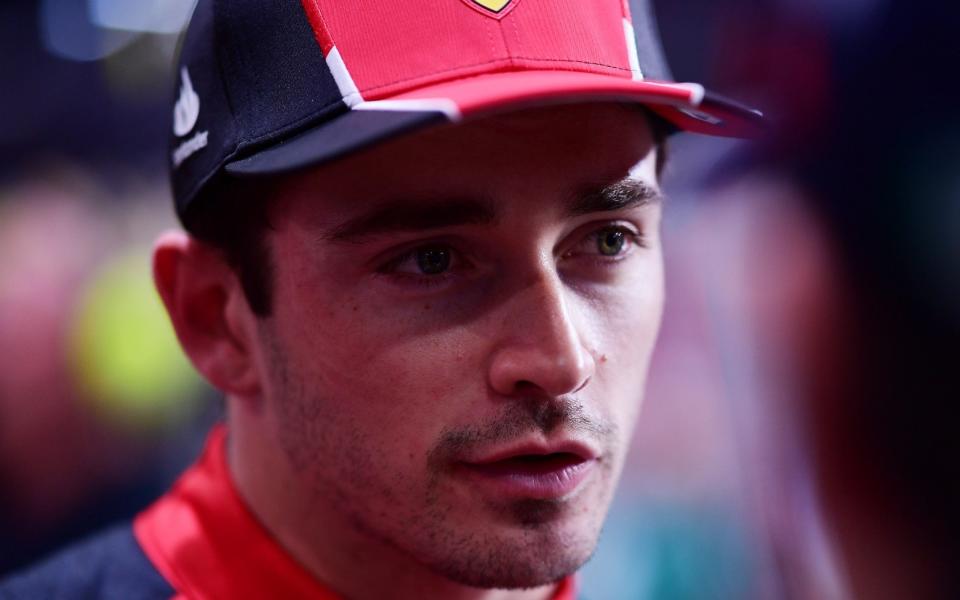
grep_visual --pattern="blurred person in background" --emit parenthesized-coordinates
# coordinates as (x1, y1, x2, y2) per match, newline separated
(701, 0, 960, 597)
(781, 2, 960, 595)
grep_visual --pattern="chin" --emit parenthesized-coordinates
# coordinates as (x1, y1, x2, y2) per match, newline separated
(433, 542, 594, 590)
(421, 509, 601, 590)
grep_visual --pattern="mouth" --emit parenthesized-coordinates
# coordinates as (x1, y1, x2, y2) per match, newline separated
(456, 443, 599, 500)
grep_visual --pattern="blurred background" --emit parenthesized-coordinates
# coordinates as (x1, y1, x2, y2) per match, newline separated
(1, 1, 957, 598)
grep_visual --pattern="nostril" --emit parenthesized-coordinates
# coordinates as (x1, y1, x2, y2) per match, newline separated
(571, 376, 590, 394)
(515, 380, 536, 392)
(487, 329, 595, 397)
(510, 372, 589, 398)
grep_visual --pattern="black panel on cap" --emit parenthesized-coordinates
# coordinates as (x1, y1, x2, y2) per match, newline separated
(216, 0, 344, 142)
(170, 0, 348, 224)
(226, 109, 451, 176)
(169, 0, 240, 218)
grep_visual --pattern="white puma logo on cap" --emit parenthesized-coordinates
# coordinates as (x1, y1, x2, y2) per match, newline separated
(173, 67, 200, 137)
(171, 66, 209, 168)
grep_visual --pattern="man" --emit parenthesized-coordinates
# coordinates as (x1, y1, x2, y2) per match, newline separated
(1, 0, 761, 598)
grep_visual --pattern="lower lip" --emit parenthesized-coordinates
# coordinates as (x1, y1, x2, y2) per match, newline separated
(456, 456, 596, 500)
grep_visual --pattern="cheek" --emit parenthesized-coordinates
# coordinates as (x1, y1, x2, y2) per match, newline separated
(268, 283, 482, 465)
(586, 257, 664, 425)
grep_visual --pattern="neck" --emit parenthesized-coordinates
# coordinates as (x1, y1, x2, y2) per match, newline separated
(227, 409, 561, 600)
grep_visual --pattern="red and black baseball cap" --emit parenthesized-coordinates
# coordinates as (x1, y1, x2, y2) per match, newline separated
(169, 0, 763, 226)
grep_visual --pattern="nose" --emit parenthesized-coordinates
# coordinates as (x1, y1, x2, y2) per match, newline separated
(487, 273, 596, 398)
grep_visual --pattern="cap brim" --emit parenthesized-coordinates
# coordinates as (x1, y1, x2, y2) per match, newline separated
(226, 69, 764, 177)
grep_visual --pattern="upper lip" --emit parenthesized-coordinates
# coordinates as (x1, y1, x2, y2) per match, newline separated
(463, 438, 600, 465)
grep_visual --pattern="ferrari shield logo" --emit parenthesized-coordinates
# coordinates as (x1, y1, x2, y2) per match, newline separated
(471, 0, 512, 13)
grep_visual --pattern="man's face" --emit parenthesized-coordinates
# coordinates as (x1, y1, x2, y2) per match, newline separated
(251, 103, 664, 588)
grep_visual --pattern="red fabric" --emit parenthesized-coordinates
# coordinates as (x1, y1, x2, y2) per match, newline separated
(300, 0, 336, 54)
(498, 0, 630, 78)
(297, 0, 763, 138)
(134, 426, 578, 599)
(134, 426, 338, 600)
(395, 70, 697, 118)
(300, 0, 632, 100)
(552, 576, 578, 600)
(395, 71, 762, 138)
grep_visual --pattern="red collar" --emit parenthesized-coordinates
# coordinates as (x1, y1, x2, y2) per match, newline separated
(135, 425, 577, 600)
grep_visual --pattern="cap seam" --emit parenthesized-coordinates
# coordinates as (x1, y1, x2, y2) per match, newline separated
(212, 0, 241, 189)
(485, 22, 497, 58)
(509, 11, 523, 60)
(497, 16, 513, 61)
(213, 0, 239, 127)
(360, 57, 631, 96)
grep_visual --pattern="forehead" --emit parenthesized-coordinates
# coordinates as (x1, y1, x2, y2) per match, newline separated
(268, 103, 658, 225)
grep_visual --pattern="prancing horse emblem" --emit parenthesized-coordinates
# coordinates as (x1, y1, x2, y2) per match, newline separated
(470, 0, 512, 14)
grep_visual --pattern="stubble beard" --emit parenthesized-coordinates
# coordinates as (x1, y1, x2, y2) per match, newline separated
(412, 402, 621, 588)
(266, 337, 622, 590)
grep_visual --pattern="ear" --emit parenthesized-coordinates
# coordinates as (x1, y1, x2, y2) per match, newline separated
(153, 230, 262, 398)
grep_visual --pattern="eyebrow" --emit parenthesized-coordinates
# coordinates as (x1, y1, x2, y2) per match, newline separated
(322, 178, 661, 243)
(323, 198, 498, 242)
(568, 179, 663, 216)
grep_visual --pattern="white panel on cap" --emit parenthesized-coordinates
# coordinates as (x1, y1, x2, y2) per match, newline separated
(355, 99, 462, 122)
(676, 82, 706, 106)
(327, 46, 364, 107)
(622, 19, 644, 81)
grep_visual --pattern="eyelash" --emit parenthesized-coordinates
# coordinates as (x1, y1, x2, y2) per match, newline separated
(376, 242, 465, 288)
(377, 223, 644, 289)
(563, 224, 646, 261)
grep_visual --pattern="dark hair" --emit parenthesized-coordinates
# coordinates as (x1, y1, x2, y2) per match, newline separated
(652, 118, 670, 178)
(186, 111, 671, 318)
(185, 176, 277, 316)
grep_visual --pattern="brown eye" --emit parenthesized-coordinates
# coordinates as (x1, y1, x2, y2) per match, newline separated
(596, 229, 626, 256)
(415, 246, 451, 274)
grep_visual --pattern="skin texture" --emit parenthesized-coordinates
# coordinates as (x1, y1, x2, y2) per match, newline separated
(154, 103, 664, 600)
